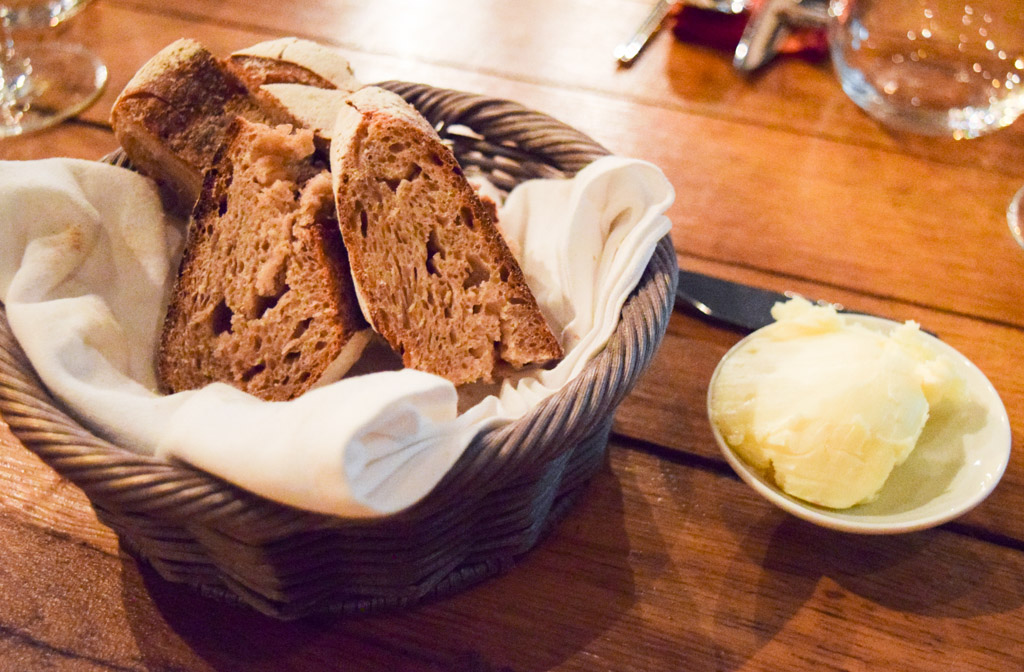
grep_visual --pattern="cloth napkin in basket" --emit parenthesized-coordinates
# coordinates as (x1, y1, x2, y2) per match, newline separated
(0, 155, 673, 517)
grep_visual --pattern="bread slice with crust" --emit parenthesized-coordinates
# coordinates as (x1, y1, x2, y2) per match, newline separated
(111, 39, 298, 216)
(330, 86, 563, 386)
(259, 83, 350, 143)
(158, 118, 369, 401)
(228, 37, 361, 91)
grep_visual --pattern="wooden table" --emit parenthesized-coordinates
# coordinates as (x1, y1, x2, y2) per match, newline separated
(3, 1, 1023, 669)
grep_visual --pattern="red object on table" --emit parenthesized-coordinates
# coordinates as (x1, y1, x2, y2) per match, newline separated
(671, 1, 828, 61)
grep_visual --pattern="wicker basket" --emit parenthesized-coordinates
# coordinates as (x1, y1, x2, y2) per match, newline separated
(0, 82, 678, 620)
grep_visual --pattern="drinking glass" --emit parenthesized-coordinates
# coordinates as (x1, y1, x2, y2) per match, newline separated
(1008, 186, 1024, 248)
(829, 1, 1024, 249)
(1, 0, 107, 137)
(828, 0, 1024, 140)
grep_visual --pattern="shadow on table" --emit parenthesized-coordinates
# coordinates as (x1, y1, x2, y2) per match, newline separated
(759, 518, 1024, 618)
(121, 457, 642, 672)
(710, 509, 1024, 668)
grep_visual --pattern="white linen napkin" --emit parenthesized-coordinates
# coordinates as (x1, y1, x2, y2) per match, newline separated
(0, 155, 673, 517)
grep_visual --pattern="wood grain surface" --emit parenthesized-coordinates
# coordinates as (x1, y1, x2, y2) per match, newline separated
(2, 1, 1023, 670)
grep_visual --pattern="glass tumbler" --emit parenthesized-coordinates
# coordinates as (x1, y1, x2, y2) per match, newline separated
(828, 0, 1024, 139)
(1, 0, 106, 137)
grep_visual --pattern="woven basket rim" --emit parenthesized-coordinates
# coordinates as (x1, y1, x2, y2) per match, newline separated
(0, 81, 679, 618)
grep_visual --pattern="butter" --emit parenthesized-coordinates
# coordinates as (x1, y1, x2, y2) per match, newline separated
(709, 297, 965, 509)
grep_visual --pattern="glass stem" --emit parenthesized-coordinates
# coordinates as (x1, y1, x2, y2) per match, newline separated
(0, 5, 32, 125)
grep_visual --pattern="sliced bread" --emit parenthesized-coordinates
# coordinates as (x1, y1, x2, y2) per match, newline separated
(228, 38, 361, 91)
(110, 39, 298, 216)
(259, 83, 350, 143)
(158, 118, 369, 401)
(330, 87, 563, 385)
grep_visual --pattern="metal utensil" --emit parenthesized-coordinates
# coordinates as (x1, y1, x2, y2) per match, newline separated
(676, 269, 800, 331)
(614, 0, 674, 66)
(676, 269, 937, 337)
(615, 0, 749, 67)
(615, 0, 828, 71)
(733, 0, 828, 72)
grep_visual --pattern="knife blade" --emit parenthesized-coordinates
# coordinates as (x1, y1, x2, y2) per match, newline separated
(676, 269, 795, 332)
(676, 269, 939, 338)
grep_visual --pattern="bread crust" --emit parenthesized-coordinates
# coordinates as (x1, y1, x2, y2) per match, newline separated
(158, 119, 368, 401)
(228, 38, 361, 92)
(259, 83, 350, 141)
(121, 39, 561, 392)
(330, 87, 563, 385)
(110, 39, 298, 215)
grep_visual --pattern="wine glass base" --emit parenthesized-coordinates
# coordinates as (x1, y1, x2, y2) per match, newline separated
(1, 41, 107, 138)
(1008, 185, 1024, 249)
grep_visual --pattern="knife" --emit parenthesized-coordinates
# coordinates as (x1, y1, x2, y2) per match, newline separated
(676, 269, 795, 332)
(676, 269, 939, 337)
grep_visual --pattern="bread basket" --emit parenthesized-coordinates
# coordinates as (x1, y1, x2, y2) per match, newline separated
(0, 82, 678, 619)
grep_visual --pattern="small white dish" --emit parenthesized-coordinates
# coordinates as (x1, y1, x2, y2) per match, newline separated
(707, 314, 1011, 534)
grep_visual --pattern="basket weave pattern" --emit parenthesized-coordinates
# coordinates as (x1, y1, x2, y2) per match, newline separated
(0, 82, 678, 619)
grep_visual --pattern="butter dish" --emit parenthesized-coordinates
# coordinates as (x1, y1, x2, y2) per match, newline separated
(707, 310, 1011, 534)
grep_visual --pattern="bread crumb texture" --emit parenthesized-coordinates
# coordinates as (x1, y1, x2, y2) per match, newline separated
(158, 119, 366, 401)
(332, 87, 562, 385)
(111, 39, 298, 215)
